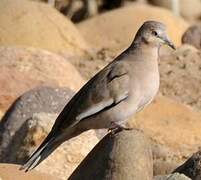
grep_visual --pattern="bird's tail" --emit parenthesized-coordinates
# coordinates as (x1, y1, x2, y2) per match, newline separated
(20, 133, 62, 172)
(20, 126, 83, 172)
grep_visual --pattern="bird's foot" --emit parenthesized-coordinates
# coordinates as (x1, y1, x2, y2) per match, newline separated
(108, 123, 133, 135)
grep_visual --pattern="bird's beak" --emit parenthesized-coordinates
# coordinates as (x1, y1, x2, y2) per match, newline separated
(163, 37, 176, 50)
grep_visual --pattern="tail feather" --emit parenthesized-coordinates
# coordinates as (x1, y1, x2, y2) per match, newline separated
(20, 127, 80, 172)
(20, 135, 61, 172)
(20, 126, 83, 172)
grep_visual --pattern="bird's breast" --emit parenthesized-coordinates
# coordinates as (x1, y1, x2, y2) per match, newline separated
(135, 68, 160, 112)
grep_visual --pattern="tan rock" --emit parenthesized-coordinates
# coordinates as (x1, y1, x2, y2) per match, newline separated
(160, 45, 201, 110)
(0, 66, 48, 112)
(0, 86, 97, 180)
(128, 95, 201, 175)
(129, 95, 201, 154)
(0, 46, 84, 112)
(0, 163, 61, 180)
(0, 111, 4, 120)
(77, 3, 188, 55)
(0, 0, 90, 57)
(37, 129, 99, 180)
(30, 113, 99, 179)
(148, 0, 201, 21)
(1, 111, 99, 180)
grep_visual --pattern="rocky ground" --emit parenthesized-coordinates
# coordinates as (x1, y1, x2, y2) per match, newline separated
(0, 0, 201, 179)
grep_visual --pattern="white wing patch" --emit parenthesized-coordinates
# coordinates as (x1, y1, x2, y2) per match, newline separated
(76, 98, 114, 121)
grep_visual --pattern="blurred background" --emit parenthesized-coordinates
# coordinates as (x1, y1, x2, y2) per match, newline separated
(0, 0, 200, 180)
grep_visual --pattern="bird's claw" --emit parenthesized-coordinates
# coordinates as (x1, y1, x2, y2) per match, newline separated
(108, 123, 133, 135)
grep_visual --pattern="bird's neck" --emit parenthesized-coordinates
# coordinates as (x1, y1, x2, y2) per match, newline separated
(127, 41, 160, 61)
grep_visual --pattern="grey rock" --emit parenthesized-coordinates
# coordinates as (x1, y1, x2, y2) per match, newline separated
(154, 173, 191, 180)
(0, 86, 74, 163)
(182, 24, 201, 49)
(68, 130, 153, 180)
(173, 151, 201, 180)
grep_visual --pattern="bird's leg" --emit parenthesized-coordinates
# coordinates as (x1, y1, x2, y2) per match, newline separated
(108, 122, 133, 134)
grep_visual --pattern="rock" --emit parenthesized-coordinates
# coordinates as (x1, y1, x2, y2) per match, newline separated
(0, 86, 99, 180)
(0, 111, 3, 120)
(148, 0, 201, 21)
(0, 46, 85, 112)
(0, 163, 61, 180)
(77, 3, 188, 55)
(179, 0, 201, 21)
(128, 95, 201, 176)
(154, 173, 191, 180)
(0, 66, 51, 113)
(182, 24, 201, 49)
(0, 0, 90, 57)
(174, 151, 201, 180)
(151, 142, 182, 176)
(130, 95, 201, 153)
(159, 45, 201, 110)
(0, 86, 74, 163)
(37, 129, 99, 180)
(69, 130, 153, 180)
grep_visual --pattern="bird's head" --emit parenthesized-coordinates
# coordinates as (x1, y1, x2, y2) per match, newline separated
(134, 21, 175, 50)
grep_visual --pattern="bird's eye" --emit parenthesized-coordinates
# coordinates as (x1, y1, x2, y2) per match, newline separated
(152, 31, 158, 36)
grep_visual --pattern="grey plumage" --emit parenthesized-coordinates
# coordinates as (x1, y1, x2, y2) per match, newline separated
(21, 20, 175, 172)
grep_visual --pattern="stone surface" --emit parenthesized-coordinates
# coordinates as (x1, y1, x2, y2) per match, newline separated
(151, 141, 182, 176)
(0, 86, 99, 180)
(159, 45, 201, 110)
(0, 0, 90, 57)
(0, 111, 3, 120)
(174, 151, 201, 180)
(148, 0, 201, 21)
(0, 46, 84, 112)
(0, 86, 74, 163)
(37, 129, 99, 180)
(77, 3, 188, 55)
(69, 130, 153, 180)
(182, 24, 201, 49)
(128, 95, 201, 176)
(0, 163, 61, 180)
(154, 173, 191, 180)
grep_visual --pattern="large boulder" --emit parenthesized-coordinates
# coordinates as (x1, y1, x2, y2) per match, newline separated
(0, 46, 84, 112)
(0, 163, 61, 180)
(0, 86, 74, 163)
(0, 0, 90, 57)
(77, 3, 188, 55)
(159, 45, 201, 110)
(0, 86, 99, 180)
(128, 95, 201, 175)
(69, 130, 153, 180)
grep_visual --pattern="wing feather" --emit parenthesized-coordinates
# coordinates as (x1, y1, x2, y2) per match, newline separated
(52, 61, 130, 130)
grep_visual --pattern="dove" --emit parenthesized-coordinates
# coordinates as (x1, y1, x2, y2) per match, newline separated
(21, 20, 175, 172)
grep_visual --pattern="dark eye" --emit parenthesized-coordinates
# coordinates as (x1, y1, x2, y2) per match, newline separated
(152, 31, 158, 36)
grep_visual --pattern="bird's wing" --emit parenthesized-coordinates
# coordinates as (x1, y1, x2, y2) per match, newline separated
(75, 62, 130, 122)
(52, 61, 130, 131)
